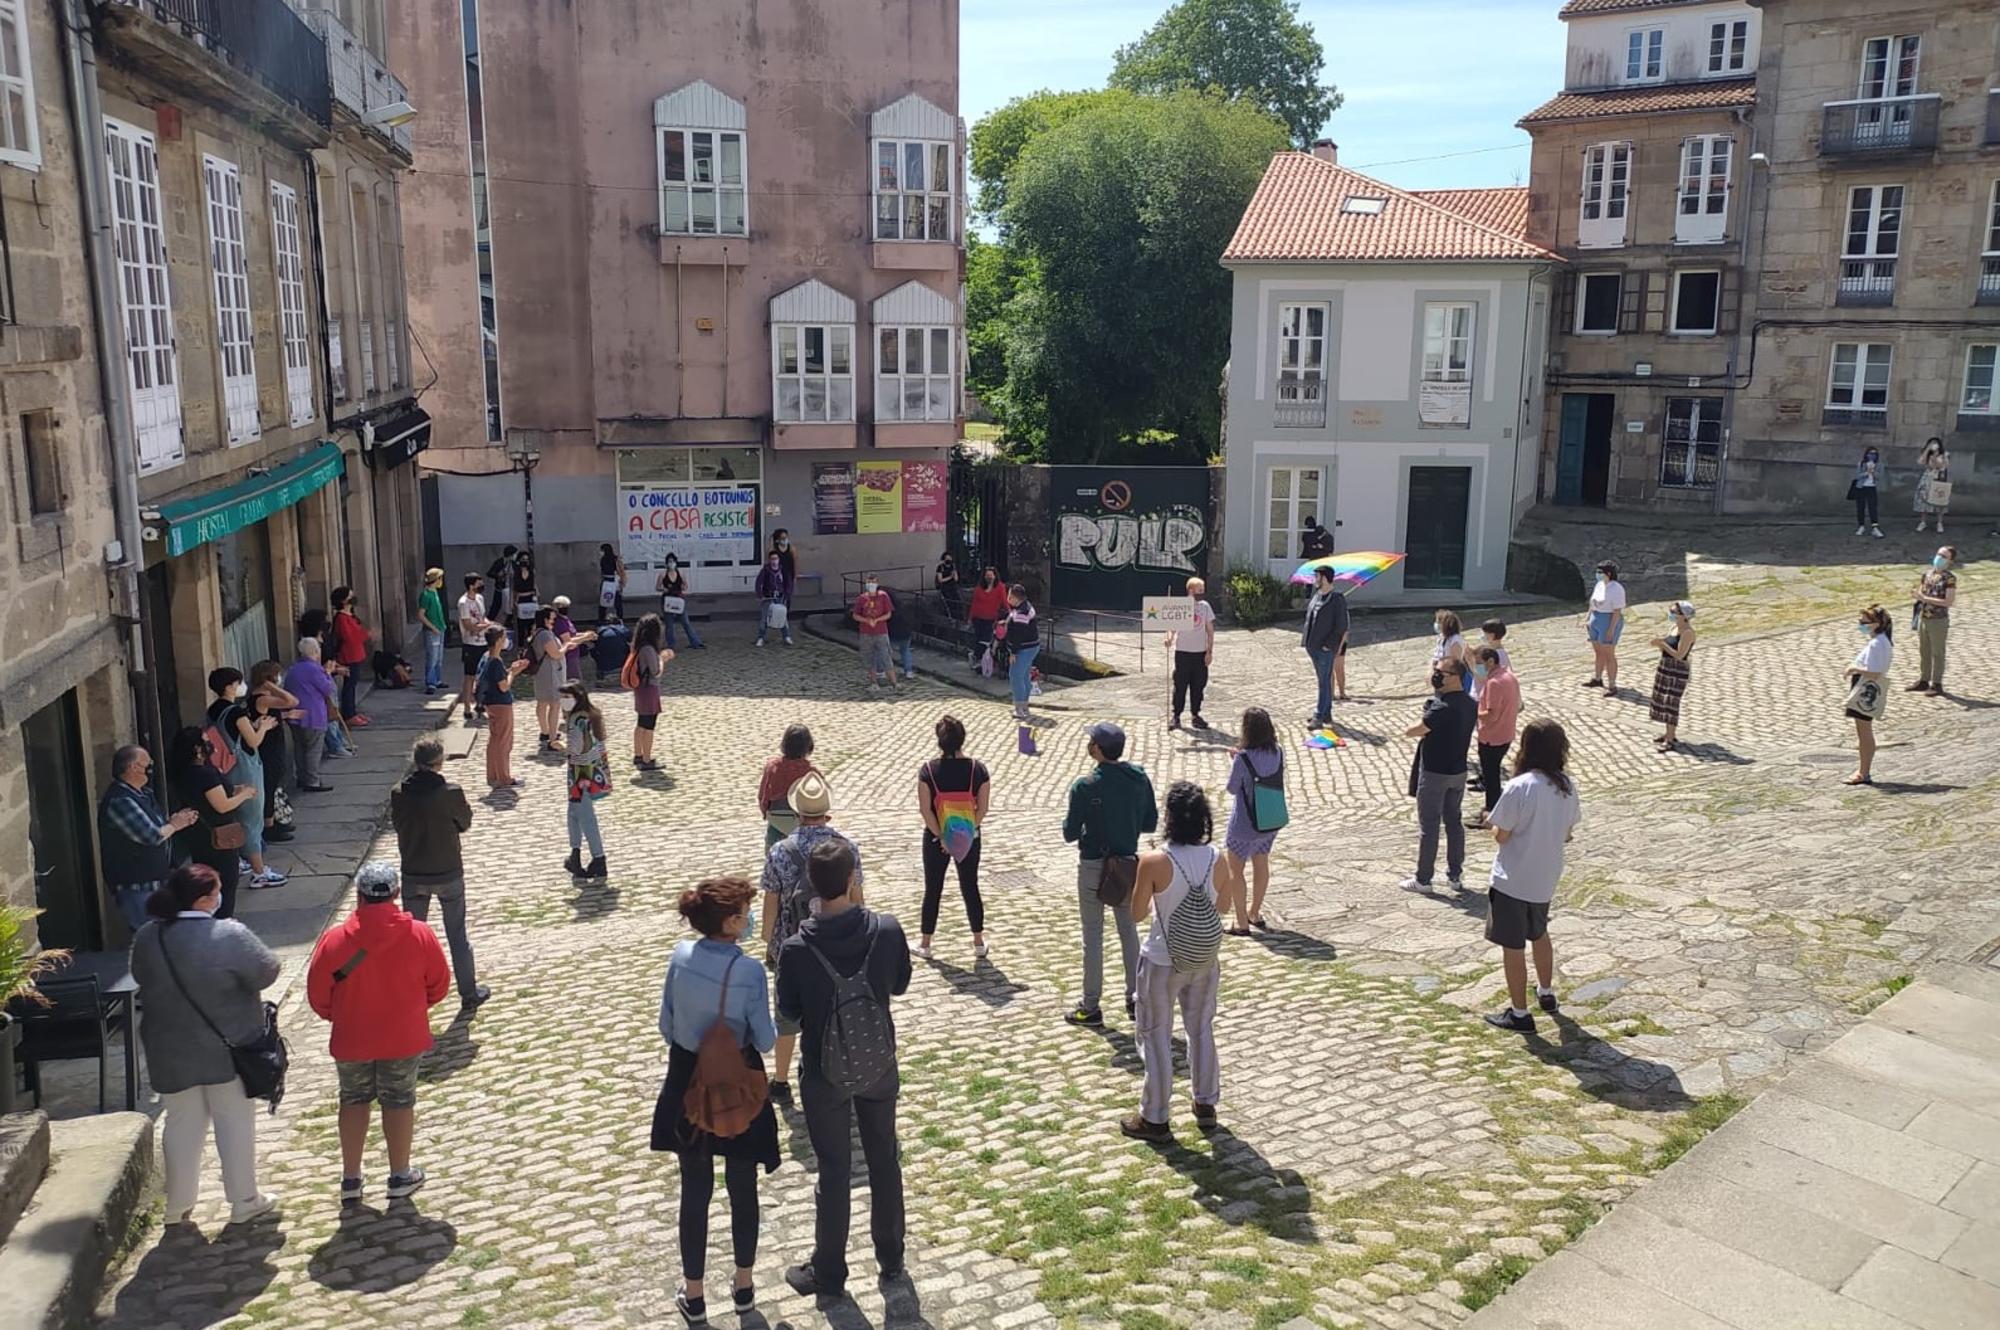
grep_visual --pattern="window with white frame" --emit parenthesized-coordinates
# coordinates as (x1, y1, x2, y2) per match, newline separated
(1277, 302, 1327, 400)
(203, 156, 258, 443)
(106, 118, 181, 471)
(1859, 35, 1920, 101)
(1661, 397, 1722, 488)
(773, 324, 853, 422)
(269, 181, 314, 428)
(1676, 135, 1730, 244)
(874, 138, 953, 242)
(1963, 345, 1997, 415)
(0, 1, 39, 169)
(1579, 143, 1631, 248)
(1265, 466, 1327, 562)
(1827, 342, 1892, 417)
(1980, 181, 1999, 301)
(877, 325, 953, 422)
(658, 127, 747, 236)
(1841, 184, 1901, 301)
(1708, 19, 1749, 74)
(1577, 272, 1621, 334)
(1422, 303, 1474, 383)
(1671, 270, 1721, 335)
(1624, 27, 1664, 83)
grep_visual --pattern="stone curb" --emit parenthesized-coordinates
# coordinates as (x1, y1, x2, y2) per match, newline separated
(0, 1112, 152, 1330)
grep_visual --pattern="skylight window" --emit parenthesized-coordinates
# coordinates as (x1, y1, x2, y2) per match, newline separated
(1342, 196, 1387, 215)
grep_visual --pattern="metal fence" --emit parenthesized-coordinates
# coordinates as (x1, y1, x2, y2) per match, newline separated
(108, 0, 332, 126)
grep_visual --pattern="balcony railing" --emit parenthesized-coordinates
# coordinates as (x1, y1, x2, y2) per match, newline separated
(302, 5, 414, 155)
(1978, 257, 2000, 306)
(1836, 259, 1897, 307)
(1274, 377, 1327, 428)
(1987, 89, 2000, 147)
(107, 0, 331, 127)
(1820, 95, 1941, 157)
(1823, 405, 1888, 428)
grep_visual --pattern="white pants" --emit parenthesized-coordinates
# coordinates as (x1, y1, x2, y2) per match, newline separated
(160, 1079, 261, 1217)
(1135, 955, 1220, 1124)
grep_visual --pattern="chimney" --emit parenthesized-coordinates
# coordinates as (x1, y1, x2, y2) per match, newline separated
(1310, 139, 1338, 164)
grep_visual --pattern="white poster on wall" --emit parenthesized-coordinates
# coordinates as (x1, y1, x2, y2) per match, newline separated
(1418, 381, 1470, 426)
(620, 485, 758, 567)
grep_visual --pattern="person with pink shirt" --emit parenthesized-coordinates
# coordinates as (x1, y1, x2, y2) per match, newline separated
(1470, 646, 1519, 830)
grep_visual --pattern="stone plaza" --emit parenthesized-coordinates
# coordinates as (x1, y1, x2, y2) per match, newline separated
(87, 518, 2000, 1330)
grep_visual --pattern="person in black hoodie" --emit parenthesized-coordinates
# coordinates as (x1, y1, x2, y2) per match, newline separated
(389, 737, 490, 1011)
(775, 839, 912, 1302)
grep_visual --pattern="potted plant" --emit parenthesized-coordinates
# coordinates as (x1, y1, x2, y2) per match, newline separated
(0, 906, 66, 1116)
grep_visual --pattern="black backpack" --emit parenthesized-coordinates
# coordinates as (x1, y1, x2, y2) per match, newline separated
(806, 925, 897, 1092)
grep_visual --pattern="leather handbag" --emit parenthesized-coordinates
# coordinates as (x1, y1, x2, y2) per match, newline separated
(1096, 854, 1139, 908)
(210, 820, 246, 852)
(154, 926, 290, 1112)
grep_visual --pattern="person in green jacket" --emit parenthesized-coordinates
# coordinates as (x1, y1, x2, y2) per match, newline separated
(1062, 722, 1158, 1028)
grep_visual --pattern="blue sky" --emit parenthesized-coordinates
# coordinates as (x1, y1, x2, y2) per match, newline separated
(962, 0, 1567, 191)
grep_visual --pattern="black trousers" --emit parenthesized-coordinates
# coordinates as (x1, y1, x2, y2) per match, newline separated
(677, 1151, 761, 1282)
(1171, 653, 1209, 719)
(920, 831, 984, 936)
(1853, 487, 1879, 526)
(801, 1069, 905, 1292)
(1478, 742, 1509, 813)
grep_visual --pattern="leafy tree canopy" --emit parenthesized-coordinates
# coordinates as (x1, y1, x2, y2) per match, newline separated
(1108, 0, 1342, 146)
(968, 88, 1131, 224)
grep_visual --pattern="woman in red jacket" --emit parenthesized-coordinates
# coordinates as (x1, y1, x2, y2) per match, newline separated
(966, 567, 1007, 670)
(329, 586, 372, 727)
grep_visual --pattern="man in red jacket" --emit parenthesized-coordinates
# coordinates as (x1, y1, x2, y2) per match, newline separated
(307, 861, 450, 1205)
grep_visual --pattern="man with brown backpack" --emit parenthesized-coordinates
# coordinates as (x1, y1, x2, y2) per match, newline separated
(652, 876, 780, 1327)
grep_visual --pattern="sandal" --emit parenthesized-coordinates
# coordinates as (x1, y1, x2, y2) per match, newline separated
(1842, 774, 1874, 786)
(1249, 917, 1269, 931)
(1225, 926, 1252, 938)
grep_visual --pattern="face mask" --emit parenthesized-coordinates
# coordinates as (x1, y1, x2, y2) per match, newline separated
(1472, 662, 1489, 679)
(231, 682, 248, 700)
(741, 904, 756, 936)
(561, 697, 577, 713)
(1857, 622, 1873, 636)
(1430, 670, 1445, 690)
(1597, 573, 1608, 582)
(777, 539, 789, 549)
(1933, 556, 1949, 570)
(666, 559, 677, 570)
(864, 582, 878, 593)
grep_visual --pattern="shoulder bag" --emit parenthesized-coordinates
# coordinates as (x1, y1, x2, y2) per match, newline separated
(1844, 674, 1888, 721)
(153, 926, 289, 1112)
(1096, 853, 1139, 908)
(1246, 754, 1290, 833)
(927, 760, 981, 863)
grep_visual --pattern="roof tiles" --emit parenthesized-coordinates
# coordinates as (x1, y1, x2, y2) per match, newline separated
(1223, 155, 1558, 265)
(1557, 0, 1708, 16)
(1519, 78, 1757, 125)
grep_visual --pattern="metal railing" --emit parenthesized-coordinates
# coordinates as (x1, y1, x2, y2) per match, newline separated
(1978, 257, 2000, 306)
(107, 0, 331, 126)
(1820, 95, 1941, 156)
(1986, 89, 2000, 147)
(1822, 406, 1888, 428)
(302, 3, 414, 153)
(1836, 259, 1897, 306)
(1273, 377, 1327, 428)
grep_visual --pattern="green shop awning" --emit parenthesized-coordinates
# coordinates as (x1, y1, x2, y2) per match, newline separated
(149, 443, 345, 558)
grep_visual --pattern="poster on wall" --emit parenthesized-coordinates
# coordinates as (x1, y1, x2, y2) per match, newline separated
(856, 461, 904, 534)
(620, 486, 758, 567)
(1050, 465, 1212, 610)
(902, 461, 947, 533)
(812, 464, 857, 535)
(1418, 381, 1471, 426)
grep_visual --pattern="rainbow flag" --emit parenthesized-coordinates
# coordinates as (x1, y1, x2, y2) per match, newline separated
(1291, 550, 1405, 588)
(1303, 728, 1346, 750)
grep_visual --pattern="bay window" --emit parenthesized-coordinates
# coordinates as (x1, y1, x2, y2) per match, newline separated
(874, 138, 953, 241)
(658, 127, 747, 236)
(877, 325, 954, 422)
(774, 324, 853, 423)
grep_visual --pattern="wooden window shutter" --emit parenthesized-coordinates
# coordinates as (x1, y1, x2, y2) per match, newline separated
(1645, 270, 1668, 334)
(1557, 269, 1578, 334)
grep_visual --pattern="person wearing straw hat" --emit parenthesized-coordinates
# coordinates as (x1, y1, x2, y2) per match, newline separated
(759, 770, 864, 1101)
(1647, 601, 1698, 751)
(417, 568, 448, 695)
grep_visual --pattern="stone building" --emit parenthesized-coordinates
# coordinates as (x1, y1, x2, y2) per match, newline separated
(1522, 0, 1763, 512)
(396, 0, 964, 602)
(1728, 0, 2000, 515)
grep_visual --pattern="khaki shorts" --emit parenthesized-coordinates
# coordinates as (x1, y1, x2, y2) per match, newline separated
(336, 1055, 423, 1109)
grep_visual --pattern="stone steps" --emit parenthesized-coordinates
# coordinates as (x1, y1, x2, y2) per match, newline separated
(0, 1112, 151, 1330)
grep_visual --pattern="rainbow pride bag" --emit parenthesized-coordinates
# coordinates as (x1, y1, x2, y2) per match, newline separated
(927, 760, 981, 863)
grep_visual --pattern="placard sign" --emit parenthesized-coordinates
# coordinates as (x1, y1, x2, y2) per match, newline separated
(621, 486, 757, 567)
(812, 464, 857, 535)
(1141, 596, 1199, 630)
(1418, 381, 1470, 426)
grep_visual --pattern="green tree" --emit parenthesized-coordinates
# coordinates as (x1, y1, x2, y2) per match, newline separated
(996, 91, 1289, 462)
(968, 88, 1131, 223)
(1109, 0, 1342, 146)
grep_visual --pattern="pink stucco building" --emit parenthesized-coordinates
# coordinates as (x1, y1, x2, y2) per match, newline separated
(395, 0, 962, 598)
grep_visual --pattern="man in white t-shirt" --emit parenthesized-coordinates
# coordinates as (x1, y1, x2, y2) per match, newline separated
(455, 573, 493, 724)
(1482, 718, 1583, 1033)
(1167, 577, 1217, 731)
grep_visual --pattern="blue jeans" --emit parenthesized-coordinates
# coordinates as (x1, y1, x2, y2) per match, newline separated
(1308, 646, 1335, 722)
(663, 611, 703, 649)
(1009, 643, 1040, 707)
(755, 601, 793, 645)
(568, 798, 604, 858)
(893, 636, 914, 676)
(325, 725, 353, 757)
(423, 630, 445, 689)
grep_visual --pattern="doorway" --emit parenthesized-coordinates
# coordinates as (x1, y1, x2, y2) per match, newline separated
(1555, 393, 1615, 506)
(22, 691, 101, 951)
(1263, 464, 1331, 581)
(1405, 466, 1471, 591)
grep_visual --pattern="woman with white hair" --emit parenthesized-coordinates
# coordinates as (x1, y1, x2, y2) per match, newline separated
(283, 637, 340, 794)
(1647, 601, 1697, 751)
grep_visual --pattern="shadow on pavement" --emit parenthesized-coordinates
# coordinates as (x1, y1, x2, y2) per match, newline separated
(98, 1211, 285, 1327)
(419, 1009, 480, 1085)
(926, 956, 1030, 1008)
(571, 880, 623, 920)
(1521, 1011, 1693, 1113)
(1867, 780, 1964, 795)
(1150, 1126, 1318, 1241)
(1246, 928, 1338, 964)
(1085, 1022, 1181, 1079)
(308, 1202, 458, 1293)
(1669, 740, 1754, 765)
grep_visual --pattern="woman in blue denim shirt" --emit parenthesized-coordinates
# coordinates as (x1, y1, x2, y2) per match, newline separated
(651, 877, 779, 1327)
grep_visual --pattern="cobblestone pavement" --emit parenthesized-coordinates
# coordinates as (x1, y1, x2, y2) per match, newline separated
(95, 522, 2000, 1330)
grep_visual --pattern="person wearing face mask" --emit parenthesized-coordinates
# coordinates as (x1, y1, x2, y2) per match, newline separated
(1400, 658, 1476, 895)
(771, 530, 798, 611)
(1300, 565, 1348, 727)
(1914, 438, 1950, 534)
(206, 668, 288, 889)
(1001, 585, 1041, 720)
(1849, 447, 1884, 538)
(456, 573, 495, 724)
(754, 553, 793, 646)
(1908, 547, 1957, 696)
(852, 574, 898, 690)
(329, 586, 372, 727)
(935, 551, 963, 620)
(598, 542, 628, 625)
(967, 567, 1007, 669)
(656, 553, 705, 649)
(1469, 646, 1519, 829)
(1431, 610, 1466, 679)
(1647, 602, 1698, 751)
(561, 683, 612, 878)
(1844, 604, 1894, 785)
(1583, 561, 1625, 697)
(168, 726, 257, 919)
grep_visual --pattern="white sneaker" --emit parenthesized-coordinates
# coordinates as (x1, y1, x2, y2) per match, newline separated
(754, 639, 766, 647)
(227, 1193, 280, 1225)
(973, 940, 990, 960)
(1855, 525, 1867, 536)
(912, 942, 933, 961)
(906, 668, 919, 680)
(1398, 876, 1434, 895)
(252, 868, 288, 888)
(1871, 526, 1884, 539)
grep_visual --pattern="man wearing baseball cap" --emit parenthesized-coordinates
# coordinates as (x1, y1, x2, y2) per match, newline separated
(306, 862, 451, 1205)
(418, 568, 448, 694)
(1061, 722, 1157, 1027)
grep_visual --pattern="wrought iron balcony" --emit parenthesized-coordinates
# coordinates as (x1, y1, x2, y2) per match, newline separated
(1987, 89, 2000, 147)
(1822, 406, 1887, 428)
(1820, 95, 1940, 157)
(1273, 377, 1327, 428)
(102, 0, 331, 128)
(1978, 257, 2000, 307)
(1836, 259, 1896, 307)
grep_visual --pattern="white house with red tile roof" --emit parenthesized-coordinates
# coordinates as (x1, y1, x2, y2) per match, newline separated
(1220, 148, 1561, 594)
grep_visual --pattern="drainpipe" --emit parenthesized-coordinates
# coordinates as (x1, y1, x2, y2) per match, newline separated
(60, 0, 164, 756)
(1715, 103, 1760, 516)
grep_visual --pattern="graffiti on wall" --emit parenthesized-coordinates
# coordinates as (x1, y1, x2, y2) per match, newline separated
(1049, 467, 1212, 609)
